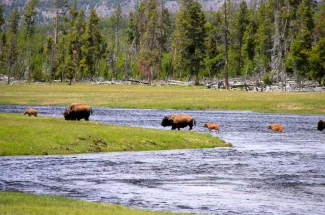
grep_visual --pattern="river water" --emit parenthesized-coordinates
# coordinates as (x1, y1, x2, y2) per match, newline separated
(0, 105, 325, 215)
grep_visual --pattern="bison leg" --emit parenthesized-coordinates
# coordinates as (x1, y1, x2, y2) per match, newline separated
(189, 125, 193, 130)
(171, 125, 176, 130)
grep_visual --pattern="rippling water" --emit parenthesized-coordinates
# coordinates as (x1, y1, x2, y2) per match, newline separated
(1, 105, 325, 215)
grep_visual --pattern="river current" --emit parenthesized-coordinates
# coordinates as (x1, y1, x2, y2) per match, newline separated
(0, 105, 325, 215)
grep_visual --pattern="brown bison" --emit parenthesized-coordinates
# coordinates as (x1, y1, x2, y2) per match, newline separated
(161, 114, 196, 130)
(24, 108, 38, 117)
(63, 103, 92, 121)
(317, 120, 325, 131)
(267, 124, 284, 132)
(203, 123, 220, 131)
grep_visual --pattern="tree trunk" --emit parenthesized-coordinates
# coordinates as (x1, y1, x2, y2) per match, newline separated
(224, 0, 229, 90)
(7, 62, 11, 85)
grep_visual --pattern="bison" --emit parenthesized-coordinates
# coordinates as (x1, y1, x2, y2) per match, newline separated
(317, 120, 325, 131)
(63, 103, 92, 121)
(203, 123, 220, 131)
(161, 114, 196, 130)
(24, 108, 38, 117)
(267, 124, 284, 132)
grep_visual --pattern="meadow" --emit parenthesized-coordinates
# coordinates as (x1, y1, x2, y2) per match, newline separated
(1, 83, 325, 114)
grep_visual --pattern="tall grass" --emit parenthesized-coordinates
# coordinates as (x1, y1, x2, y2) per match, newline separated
(1, 83, 324, 114)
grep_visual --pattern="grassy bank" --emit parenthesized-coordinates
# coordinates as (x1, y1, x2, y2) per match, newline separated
(0, 113, 228, 156)
(0, 192, 190, 215)
(1, 83, 325, 114)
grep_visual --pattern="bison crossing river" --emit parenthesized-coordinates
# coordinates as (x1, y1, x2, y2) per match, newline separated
(1, 105, 325, 215)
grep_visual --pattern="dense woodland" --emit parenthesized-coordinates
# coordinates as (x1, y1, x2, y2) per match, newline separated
(0, 0, 325, 88)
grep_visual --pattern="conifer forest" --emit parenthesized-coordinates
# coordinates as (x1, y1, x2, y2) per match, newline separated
(0, 0, 324, 88)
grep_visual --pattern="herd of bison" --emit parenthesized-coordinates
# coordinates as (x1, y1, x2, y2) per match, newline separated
(23, 103, 325, 132)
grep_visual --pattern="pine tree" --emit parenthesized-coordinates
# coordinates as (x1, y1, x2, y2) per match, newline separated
(81, 8, 103, 81)
(56, 32, 69, 82)
(6, 8, 20, 84)
(230, 1, 249, 77)
(271, 0, 285, 84)
(108, 2, 123, 80)
(205, 11, 224, 78)
(69, 0, 78, 23)
(242, 17, 257, 83)
(287, 0, 314, 83)
(44, 36, 54, 82)
(69, 9, 86, 81)
(309, 38, 325, 84)
(139, 0, 160, 84)
(0, 4, 5, 74)
(223, 0, 230, 89)
(255, 1, 273, 86)
(172, 0, 206, 84)
(0, 4, 4, 32)
(22, 0, 39, 83)
(0, 33, 6, 76)
(309, 0, 325, 84)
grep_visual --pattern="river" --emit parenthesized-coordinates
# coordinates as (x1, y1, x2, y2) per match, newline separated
(0, 105, 325, 215)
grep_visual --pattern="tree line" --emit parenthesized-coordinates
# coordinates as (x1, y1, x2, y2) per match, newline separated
(0, 0, 324, 87)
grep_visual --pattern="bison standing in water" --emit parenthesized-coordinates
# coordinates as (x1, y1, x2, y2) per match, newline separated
(267, 124, 284, 132)
(161, 114, 196, 130)
(24, 108, 38, 117)
(64, 103, 92, 121)
(317, 120, 325, 131)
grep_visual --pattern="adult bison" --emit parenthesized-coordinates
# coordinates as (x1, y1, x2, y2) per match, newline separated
(317, 120, 325, 131)
(63, 103, 92, 121)
(203, 123, 220, 131)
(24, 108, 38, 117)
(267, 124, 284, 132)
(161, 114, 196, 130)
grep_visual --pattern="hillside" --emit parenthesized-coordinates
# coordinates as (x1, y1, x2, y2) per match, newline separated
(2, 0, 259, 22)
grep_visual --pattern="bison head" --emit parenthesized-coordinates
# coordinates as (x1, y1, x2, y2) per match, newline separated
(161, 116, 173, 127)
(317, 120, 324, 131)
(63, 109, 72, 120)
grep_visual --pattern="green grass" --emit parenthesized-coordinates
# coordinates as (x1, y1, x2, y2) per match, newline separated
(1, 83, 325, 114)
(0, 192, 190, 215)
(0, 113, 229, 156)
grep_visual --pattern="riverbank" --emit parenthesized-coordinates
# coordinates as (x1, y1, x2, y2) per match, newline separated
(1, 83, 325, 114)
(0, 113, 229, 156)
(0, 192, 190, 215)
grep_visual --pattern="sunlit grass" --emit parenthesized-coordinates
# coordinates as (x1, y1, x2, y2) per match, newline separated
(0, 192, 191, 215)
(1, 83, 325, 114)
(0, 113, 228, 156)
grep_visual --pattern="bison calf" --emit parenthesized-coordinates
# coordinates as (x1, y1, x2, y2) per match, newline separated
(203, 123, 220, 131)
(24, 108, 38, 117)
(161, 114, 196, 130)
(267, 124, 284, 132)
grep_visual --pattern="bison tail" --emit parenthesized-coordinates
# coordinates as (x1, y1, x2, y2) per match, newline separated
(90, 108, 93, 115)
(193, 119, 196, 126)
